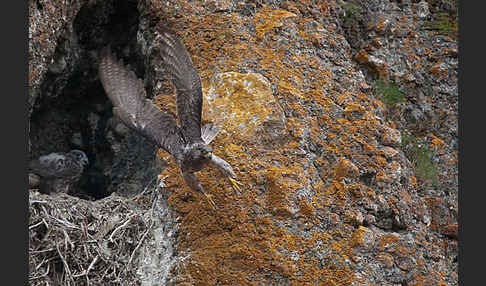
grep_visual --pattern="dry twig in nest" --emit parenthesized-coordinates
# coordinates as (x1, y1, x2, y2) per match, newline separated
(28, 179, 161, 285)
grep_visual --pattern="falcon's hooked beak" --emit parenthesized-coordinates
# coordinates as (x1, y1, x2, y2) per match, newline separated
(202, 149, 212, 159)
(81, 157, 89, 167)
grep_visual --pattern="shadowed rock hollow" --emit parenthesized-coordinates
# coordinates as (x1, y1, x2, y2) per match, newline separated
(29, 0, 458, 285)
(29, 0, 157, 199)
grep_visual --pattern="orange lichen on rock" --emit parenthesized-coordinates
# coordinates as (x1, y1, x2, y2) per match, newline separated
(381, 126, 402, 147)
(428, 133, 445, 152)
(350, 226, 375, 248)
(333, 158, 359, 180)
(142, 0, 428, 284)
(264, 167, 297, 217)
(429, 61, 448, 79)
(255, 7, 296, 41)
(378, 146, 399, 159)
(298, 198, 316, 218)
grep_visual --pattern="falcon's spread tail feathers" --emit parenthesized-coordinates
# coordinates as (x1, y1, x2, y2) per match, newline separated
(201, 123, 221, 144)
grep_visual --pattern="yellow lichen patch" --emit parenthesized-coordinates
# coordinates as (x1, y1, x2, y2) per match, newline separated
(343, 102, 367, 119)
(286, 117, 306, 139)
(375, 170, 392, 187)
(381, 126, 402, 147)
(264, 166, 302, 217)
(376, 252, 394, 268)
(428, 133, 445, 152)
(372, 155, 388, 167)
(377, 234, 402, 251)
(354, 49, 370, 64)
(202, 72, 280, 140)
(298, 199, 316, 218)
(323, 180, 349, 209)
(350, 226, 375, 248)
(429, 61, 448, 79)
(278, 80, 303, 99)
(255, 7, 297, 41)
(378, 146, 399, 159)
(333, 158, 359, 180)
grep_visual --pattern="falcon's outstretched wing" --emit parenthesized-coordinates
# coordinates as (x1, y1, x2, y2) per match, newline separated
(158, 27, 203, 143)
(99, 48, 185, 155)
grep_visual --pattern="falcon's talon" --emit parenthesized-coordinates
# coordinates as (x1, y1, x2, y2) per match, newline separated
(228, 177, 243, 192)
(203, 192, 217, 210)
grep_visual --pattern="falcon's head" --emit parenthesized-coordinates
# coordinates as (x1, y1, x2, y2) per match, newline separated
(68, 150, 89, 168)
(181, 143, 213, 172)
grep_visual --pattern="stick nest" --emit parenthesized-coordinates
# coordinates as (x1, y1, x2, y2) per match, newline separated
(29, 190, 155, 285)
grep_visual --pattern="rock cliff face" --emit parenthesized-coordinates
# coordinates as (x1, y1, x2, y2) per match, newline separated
(29, 0, 458, 285)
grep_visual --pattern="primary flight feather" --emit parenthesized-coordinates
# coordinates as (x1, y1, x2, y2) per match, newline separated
(98, 27, 242, 208)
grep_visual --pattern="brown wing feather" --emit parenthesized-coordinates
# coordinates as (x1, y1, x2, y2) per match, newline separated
(99, 48, 185, 156)
(158, 27, 203, 143)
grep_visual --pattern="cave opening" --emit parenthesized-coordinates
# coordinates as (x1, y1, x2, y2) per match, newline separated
(29, 0, 151, 200)
(29, 71, 114, 200)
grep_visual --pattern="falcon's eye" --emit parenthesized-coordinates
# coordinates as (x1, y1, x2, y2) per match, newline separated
(202, 149, 210, 157)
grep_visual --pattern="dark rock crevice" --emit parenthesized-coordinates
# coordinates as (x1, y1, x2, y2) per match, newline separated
(29, 0, 157, 199)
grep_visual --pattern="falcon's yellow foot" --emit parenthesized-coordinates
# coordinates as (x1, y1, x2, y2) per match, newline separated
(202, 192, 217, 210)
(228, 177, 244, 192)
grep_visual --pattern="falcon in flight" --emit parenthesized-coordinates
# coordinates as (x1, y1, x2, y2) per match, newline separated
(29, 150, 89, 194)
(98, 27, 242, 208)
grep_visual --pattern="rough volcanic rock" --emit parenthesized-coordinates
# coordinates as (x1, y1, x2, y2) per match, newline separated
(29, 0, 458, 285)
